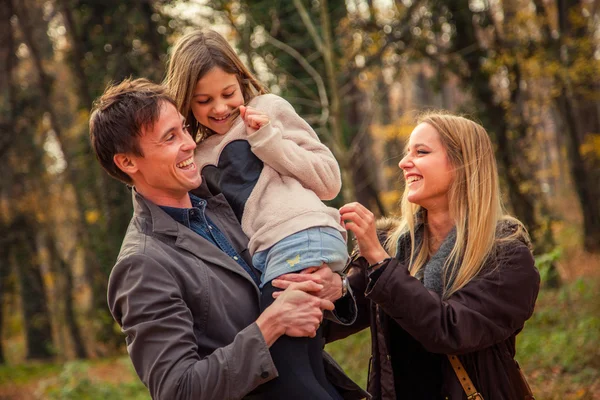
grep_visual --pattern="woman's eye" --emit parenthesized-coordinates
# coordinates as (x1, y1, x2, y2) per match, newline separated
(223, 91, 235, 98)
(183, 124, 190, 132)
(417, 150, 429, 155)
(166, 134, 175, 142)
(197, 99, 210, 105)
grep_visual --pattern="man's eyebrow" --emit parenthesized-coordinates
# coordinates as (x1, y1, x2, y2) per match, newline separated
(193, 83, 237, 98)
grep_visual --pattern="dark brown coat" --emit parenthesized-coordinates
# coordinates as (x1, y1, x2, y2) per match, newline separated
(326, 220, 540, 400)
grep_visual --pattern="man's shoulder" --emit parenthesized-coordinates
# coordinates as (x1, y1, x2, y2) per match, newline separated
(115, 215, 168, 264)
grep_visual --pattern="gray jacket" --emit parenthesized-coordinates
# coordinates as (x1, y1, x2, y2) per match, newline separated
(108, 185, 368, 400)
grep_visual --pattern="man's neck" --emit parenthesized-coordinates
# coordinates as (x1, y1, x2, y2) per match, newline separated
(135, 187, 192, 208)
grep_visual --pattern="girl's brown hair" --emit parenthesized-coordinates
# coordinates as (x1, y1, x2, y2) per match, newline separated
(164, 29, 268, 141)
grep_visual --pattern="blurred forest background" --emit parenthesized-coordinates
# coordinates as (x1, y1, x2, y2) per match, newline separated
(0, 0, 598, 399)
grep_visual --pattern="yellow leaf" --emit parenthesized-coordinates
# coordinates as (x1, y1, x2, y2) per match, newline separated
(86, 210, 100, 224)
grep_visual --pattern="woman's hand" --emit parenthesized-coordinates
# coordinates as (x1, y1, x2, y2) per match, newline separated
(340, 202, 390, 265)
(271, 265, 343, 303)
(239, 105, 269, 135)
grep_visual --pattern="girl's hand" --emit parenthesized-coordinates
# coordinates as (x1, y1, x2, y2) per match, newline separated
(239, 105, 269, 135)
(339, 202, 390, 265)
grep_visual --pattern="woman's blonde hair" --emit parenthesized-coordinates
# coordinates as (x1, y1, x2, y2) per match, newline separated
(386, 111, 528, 298)
(164, 29, 268, 141)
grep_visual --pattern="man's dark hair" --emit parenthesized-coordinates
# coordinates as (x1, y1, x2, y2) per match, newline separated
(89, 78, 177, 184)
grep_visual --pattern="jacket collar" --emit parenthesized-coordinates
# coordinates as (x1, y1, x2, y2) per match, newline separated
(130, 184, 259, 292)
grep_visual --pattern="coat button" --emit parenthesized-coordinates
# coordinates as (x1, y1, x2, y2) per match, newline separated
(260, 371, 269, 379)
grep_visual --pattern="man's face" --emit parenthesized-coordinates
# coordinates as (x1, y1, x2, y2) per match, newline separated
(126, 101, 201, 205)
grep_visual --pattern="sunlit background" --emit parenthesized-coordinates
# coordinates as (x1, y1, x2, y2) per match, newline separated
(0, 0, 598, 398)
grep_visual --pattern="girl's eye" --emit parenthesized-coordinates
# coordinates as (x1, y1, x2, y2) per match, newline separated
(183, 124, 190, 132)
(197, 99, 210, 104)
(417, 150, 429, 155)
(223, 91, 235, 98)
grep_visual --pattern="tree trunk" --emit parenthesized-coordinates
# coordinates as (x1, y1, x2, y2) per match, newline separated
(447, 0, 547, 248)
(346, 81, 386, 215)
(46, 230, 88, 359)
(553, 0, 600, 252)
(56, 0, 93, 110)
(11, 215, 54, 360)
(0, 227, 10, 364)
(318, 0, 355, 203)
(556, 92, 600, 252)
(14, 0, 114, 349)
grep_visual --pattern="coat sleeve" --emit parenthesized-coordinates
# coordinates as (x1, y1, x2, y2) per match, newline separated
(107, 254, 277, 400)
(323, 260, 373, 343)
(366, 243, 540, 354)
(246, 95, 341, 200)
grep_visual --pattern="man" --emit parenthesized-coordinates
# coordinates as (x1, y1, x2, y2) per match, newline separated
(89, 78, 366, 400)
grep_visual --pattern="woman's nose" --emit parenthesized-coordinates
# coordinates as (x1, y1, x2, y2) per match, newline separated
(399, 154, 411, 170)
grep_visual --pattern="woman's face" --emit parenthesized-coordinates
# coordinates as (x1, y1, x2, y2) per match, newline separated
(191, 67, 245, 135)
(399, 122, 454, 212)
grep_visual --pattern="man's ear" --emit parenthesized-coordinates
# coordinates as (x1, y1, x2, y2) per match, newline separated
(113, 153, 138, 176)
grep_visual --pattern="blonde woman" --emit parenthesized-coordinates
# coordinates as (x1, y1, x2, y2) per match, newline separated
(336, 112, 540, 399)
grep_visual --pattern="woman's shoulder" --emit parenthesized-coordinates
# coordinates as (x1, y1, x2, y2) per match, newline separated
(491, 218, 537, 273)
(495, 218, 532, 251)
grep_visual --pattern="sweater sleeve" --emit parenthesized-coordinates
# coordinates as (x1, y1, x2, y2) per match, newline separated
(108, 254, 277, 400)
(366, 243, 540, 355)
(246, 95, 341, 201)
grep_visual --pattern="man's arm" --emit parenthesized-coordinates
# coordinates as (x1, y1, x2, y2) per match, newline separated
(108, 254, 333, 400)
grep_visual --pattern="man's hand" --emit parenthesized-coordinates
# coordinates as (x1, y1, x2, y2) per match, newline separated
(271, 265, 343, 303)
(256, 280, 334, 346)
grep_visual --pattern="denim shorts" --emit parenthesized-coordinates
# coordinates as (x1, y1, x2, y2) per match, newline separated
(252, 226, 349, 287)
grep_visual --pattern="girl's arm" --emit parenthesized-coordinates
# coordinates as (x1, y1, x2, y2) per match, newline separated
(242, 95, 341, 201)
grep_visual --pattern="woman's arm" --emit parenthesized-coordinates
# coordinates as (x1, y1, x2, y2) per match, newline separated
(366, 243, 540, 354)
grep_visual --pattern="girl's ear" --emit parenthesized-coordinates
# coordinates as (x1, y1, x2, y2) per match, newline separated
(113, 153, 138, 176)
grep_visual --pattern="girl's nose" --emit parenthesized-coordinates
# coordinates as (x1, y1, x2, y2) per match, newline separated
(213, 102, 228, 114)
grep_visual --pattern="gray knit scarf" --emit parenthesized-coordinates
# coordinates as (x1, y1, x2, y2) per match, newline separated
(396, 224, 459, 298)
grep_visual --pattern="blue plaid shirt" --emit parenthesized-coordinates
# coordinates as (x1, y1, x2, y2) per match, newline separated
(160, 194, 260, 286)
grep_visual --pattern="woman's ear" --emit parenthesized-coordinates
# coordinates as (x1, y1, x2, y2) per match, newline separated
(113, 153, 138, 176)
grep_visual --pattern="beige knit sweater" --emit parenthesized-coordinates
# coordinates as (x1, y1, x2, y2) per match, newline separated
(194, 94, 345, 255)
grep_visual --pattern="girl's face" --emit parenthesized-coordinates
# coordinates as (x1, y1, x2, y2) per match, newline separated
(399, 122, 454, 212)
(191, 67, 245, 135)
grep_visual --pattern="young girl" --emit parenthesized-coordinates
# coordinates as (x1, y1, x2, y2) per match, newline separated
(165, 29, 349, 400)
